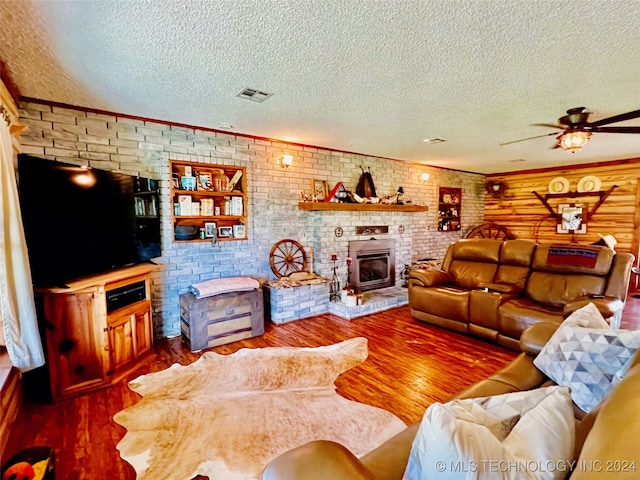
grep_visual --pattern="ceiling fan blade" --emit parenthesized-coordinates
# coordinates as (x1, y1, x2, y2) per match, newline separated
(499, 131, 558, 146)
(588, 109, 640, 127)
(591, 126, 640, 134)
(531, 123, 566, 130)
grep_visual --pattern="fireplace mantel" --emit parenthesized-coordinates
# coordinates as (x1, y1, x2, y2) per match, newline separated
(298, 202, 428, 212)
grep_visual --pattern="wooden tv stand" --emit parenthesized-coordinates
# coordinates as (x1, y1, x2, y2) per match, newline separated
(39, 264, 157, 401)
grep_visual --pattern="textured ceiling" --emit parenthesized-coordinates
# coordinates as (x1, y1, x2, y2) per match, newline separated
(1, 0, 640, 174)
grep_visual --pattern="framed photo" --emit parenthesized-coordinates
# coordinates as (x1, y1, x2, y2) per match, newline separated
(218, 226, 233, 237)
(181, 176, 197, 191)
(233, 224, 246, 238)
(197, 172, 213, 190)
(204, 222, 217, 237)
(311, 178, 328, 202)
(557, 204, 587, 234)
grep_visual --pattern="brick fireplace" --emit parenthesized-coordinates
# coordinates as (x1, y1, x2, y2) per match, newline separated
(348, 238, 395, 291)
(306, 210, 419, 291)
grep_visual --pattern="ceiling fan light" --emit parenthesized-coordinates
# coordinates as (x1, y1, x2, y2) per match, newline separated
(560, 130, 592, 153)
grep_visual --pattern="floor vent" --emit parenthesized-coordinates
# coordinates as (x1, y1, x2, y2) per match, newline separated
(236, 88, 273, 102)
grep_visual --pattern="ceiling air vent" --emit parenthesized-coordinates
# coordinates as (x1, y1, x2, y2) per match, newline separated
(236, 88, 273, 103)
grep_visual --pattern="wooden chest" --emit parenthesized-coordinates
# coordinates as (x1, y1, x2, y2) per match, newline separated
(179, 289, 264, 352)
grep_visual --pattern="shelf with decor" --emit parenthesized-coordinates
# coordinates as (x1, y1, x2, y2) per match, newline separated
(170, 160, 247, 242)
(437, 187, 461, 231)
(298, 202, 428, 212)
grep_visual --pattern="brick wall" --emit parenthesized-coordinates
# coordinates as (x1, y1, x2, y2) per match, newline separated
(18, 100, 485, 337)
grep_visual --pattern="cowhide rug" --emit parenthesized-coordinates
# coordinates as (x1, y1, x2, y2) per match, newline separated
(113, 337, 406, 480)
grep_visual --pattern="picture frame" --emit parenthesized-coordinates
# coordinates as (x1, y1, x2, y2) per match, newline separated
(311, 178, 328, 202)
(197, 172, 213, 191)
(557, 203, 587, 234)
(204, 222, 217, 238)
(218, 226, 233, 237)
(181, 176, 197, 191)
(233, 224, 246, 238)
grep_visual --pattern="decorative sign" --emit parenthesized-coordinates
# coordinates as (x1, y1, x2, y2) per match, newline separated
(557, 203, 587, 234)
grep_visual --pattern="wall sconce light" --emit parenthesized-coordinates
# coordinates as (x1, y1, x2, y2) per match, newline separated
(279, 154, 293, 171)
(486, 181, 506, 198)
(419, 172, 430, 184)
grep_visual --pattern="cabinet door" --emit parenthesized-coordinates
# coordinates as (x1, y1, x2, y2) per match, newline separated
(106, 300, 152, 375)
(43, 290, 107, 399)
(134, 306, 153, 357)
(106, 313, 135, 375)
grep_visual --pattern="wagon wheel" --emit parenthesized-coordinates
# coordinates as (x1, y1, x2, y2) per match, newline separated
(269, 239, 308, 278)
(466, 223, 515, 240)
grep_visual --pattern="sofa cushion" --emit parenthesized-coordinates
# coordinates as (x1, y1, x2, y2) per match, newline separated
(525, 272, 607, 308)
(410, 287, 471, 323)
(450, 238, 502, 263)
(533, 304, 640, 413)
(447, 239, 502, 290)
(499, 239, 537, 267)
(405, 386, 574, 480)
(495, 239, 537, 291)
(532, 244, 614, 275)
(498, 298, 564, 341)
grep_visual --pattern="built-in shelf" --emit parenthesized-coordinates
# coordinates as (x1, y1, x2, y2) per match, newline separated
(297, 202, 428, 212)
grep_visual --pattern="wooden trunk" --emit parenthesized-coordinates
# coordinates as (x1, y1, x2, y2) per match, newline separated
(180, 289, 264, 352)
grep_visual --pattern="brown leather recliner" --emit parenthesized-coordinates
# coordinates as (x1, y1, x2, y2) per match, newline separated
(261, 323, 640, 480)
(408, 238, 634, 350)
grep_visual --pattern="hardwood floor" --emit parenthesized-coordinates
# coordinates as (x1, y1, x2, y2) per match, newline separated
(4, 297, 639, 478)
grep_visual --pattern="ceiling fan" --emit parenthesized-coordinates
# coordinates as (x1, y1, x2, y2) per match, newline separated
(500, 107, 640, 153)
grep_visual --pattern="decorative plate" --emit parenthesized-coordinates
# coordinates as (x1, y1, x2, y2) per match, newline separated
(334, 226, 343, 238)
(398, 224, 405, 234)
(577, 175, 601, 193)
(548, 177, 570, 194)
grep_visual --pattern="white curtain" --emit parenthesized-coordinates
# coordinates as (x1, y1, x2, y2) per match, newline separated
(0, 112, 44, 371)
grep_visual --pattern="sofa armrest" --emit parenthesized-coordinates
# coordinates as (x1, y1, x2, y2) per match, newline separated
(261, 440, 376, 480)
(358, 423, 419, 480)
(407, 269, 453, 287)
(564, 296, 624, 319)
(519, 322, 558, 354)
(450, 352, 548, 401)
(262, 424, 419, 480)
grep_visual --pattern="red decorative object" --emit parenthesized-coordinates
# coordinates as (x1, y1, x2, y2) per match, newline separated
(325, 182, 344, 202)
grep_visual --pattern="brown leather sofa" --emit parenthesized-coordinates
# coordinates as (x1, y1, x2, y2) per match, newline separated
(261, 323, 640, 479)
(407, 238, 634, 350)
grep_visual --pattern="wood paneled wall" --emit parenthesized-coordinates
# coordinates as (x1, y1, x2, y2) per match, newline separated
(485, 159, 640, 263)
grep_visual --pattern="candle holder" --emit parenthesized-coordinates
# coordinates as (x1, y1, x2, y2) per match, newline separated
(345, 257, 353, 291)
(329, 257, 341, 302)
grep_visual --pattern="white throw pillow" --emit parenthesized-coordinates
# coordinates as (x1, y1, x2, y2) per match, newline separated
(533, 303, 640, 413)
(404, 386, 574, 480)
(562, 302, 609, 329)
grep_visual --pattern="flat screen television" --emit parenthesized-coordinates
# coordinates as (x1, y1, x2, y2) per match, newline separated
(17, 154, 161, 288)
